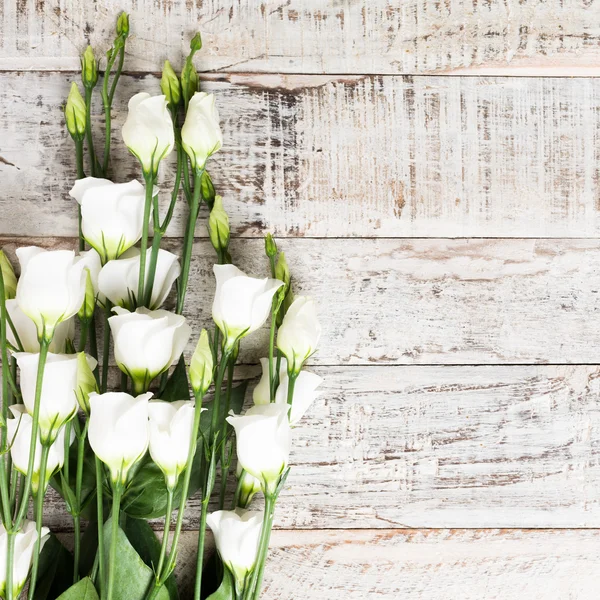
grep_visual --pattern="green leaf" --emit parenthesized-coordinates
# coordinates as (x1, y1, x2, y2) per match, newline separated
(124, 518, 179, 600)
(33, 534, 74, 600)
(206, 567, 235, 600)
(55, 577, 99, 600)
(159, 356, 190, 402)
(103, 516, 171, 600)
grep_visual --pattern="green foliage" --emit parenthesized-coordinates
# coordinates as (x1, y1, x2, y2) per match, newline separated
(206, 567, 235, 600)
(55, 577, 99, 600)
(33, 535, 74, 600)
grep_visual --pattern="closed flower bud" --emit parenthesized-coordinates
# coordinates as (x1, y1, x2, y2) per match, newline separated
(208, 196, 230, 254)
(69, 178, 151, 263)
(277, 296, 321, 375)
(64, 82, 86, 140)
(161, 60, 181, 108)
(15, 247, 86, 340)
(235, 462, 261, 508)
(275, 252, 290, 291)
(189, 329, 214, 397)
(206, 509, 263, 594)
(0, 250, 17, 300)
(212, 265, 283, 350)
(75, 249, 102, 312)
(7, 406, 74, 495)
(75, 351, 99, 415)
(264, 233, 277, 259)
(252, 357, 287, 405)
(98, 247, 180, 310)
(189, 32, 203, 53)
(181, 92, 223, 170)
(78, 269, 96, 322)
(200, 171, 216, 209)
(88, 391, 151, 484)
(0, 520, 50, 598)
(116, 12, 130, 37)
(180, 60, 198, 108)
(109, 307, 191, 394)
(226, 404, 291, 494)
(275, 370, 323, 425)
(81, 45, 98, 89)
(148, 400, 199, 489)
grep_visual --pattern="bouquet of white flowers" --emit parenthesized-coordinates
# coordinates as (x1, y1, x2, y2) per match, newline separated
(0, 13, 322, 600)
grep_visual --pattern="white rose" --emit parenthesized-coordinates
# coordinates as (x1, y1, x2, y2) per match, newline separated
(181, 92, 223, 170)
(275, 370, 323, 425)
(122, 93, 175, 174)
(69, 178, 151, 263)
(88, 391, 152, 484)
(252, 357, 288, 405)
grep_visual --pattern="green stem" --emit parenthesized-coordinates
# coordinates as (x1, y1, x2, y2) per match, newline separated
(156, 488, 173, 578)
(75, 137, 86, 250)
(5, 531, 15, 600)
(138, 176, 154, 305)
(90, 313, 99, 385)
(286, 372, 297, 409)
(106, 482, 123, 600)
(193, 500, 209, 600)
(95, 456, 106, 598)
(101, 301, 112, 393)
(268, 312, 277, 403)
(120, 371, 128, 393)
(78, 318, 89, 353)
(73, 419, 89, 583)
(144, 229, 163, 309)
(219, 359, 235, 509)
(245, 494, 276, 600)
(84, 87, 97, 177)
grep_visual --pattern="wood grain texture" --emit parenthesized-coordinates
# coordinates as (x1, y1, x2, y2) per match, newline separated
(2, 1, 600, 75)
(38, 364, 600, 530)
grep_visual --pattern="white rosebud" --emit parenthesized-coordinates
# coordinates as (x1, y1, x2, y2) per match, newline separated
(276, 296, 321, 375)
(148, 400, 200, 489)
(0, 520, 50, 598)
(6, 406, 74, 494)
(252, 357, 287, 405)
(235, 462, 261, 508)
(275, 370, 323, 426)
(15, 247, 86, 341)
(206, 509, 263, 593)
(189, 329, 214, 397)
(69, 178, 151, 264)
(88, 391, 152, 484)
(6, 300, 74, 353)
(212, 265, 283, 351)
(98, 247, 180, 310)
(226, 404, 291, 494)
(15, 352, 96, 443)
(122, 93, 175, 175)
(181, 92, 223, 170)
(108, 307, 191, 394)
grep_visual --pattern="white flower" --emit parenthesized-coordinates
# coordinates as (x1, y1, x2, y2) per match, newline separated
(148, 400, 199, 489)
(6, 406, 74, 494)
(252, 357, 287, 405)
(122, 93, 175, 174)
(275, 370, 323, 426)
(15, 352, 96, 443)
(88, 391, 152, 484)
(15, 247, 86, 340)
(277, 296, 321, 374)
(206, 509, 263, 591)
(181, 92, 223, 170)
(0, 520, 50, 598)
(6, 300, 74, 353)
(212, 265, 283, 350)
(69, 178, 151, 263)
(98, 247, 180, 310)
(226, 404, 291, 494)
(235, 462, 261, 508)
(108, 307, 191, 393)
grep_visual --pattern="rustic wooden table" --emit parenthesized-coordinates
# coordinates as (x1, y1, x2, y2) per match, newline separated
(3, 1, 600, 598)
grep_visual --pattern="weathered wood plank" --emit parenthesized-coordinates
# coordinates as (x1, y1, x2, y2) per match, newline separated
(2, 1, 600, 75)
(40, 364, 600, 530)
(3, 73, 600, 238)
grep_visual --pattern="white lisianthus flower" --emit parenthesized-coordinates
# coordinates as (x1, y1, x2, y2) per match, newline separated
(98, 247, 180, 310)
(212, 265, 283, 351)
(108, 307, 191, 393)
(15, 247, 86, 340)
(235, 462, 261, 508)
(181, 92, 223, 170)
(252, 357, 288, 405)
(226, 404, 291, 494)
(275, 370, 323, 426)
(6, 300, 74, 353)
(122, 93, 175, 174)
(15, 352, 97, 443)
(69, 178, 152, 264)
(206, 509, 263, 593)
(88, 391, 152, 484)
(6, 406, 74, 494)
(277, 296, 321, 375)
(148, 400, 200, 489)
(0, 520, 50, 599)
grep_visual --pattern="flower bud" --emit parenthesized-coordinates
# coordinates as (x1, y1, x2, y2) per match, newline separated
(275, 252, 290, 291)
(235, 463, 261, 508)
(208, 196, 230, 254)
(78, 268, 96, 322)
(190, 32, 203, 53)
(81, 45, 98, 89)
(75, 351, 99, 415)
(181, 92, 222, 170)
(0, 250, 17, 300)
(181, 60, 198, 108)
(64, 82, 86, 140)
(161, 60, 181, 108)
(201, 171, 216, 209)
(189, 329, 214, 397)
(264, 234, 277, 259)
(116, 12, 130, 37)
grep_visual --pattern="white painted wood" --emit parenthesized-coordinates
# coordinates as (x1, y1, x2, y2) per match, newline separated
(2, 1, 600, 75)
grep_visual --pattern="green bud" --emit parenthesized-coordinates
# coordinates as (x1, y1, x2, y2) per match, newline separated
(275, 252, 290, 290)
(190, 33, 203, 53)
(0, 250, 17, 300)
(64, 82, 86, 140)
(78, 269, 96, 322)
(75, 352, 99, 415)
(161, 60, 181, 108)
(264, 233, 277, 258)
(208, 196, 230, 254)
(81, 45, 98, 89)
(201, 171, 216, 210)
(116, 12, 130, 37)
(181, 60, 199, 107)
(190, 330, 214, 397)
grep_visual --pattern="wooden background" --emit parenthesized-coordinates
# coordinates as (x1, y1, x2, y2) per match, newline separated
(3, 1, 600, 598)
